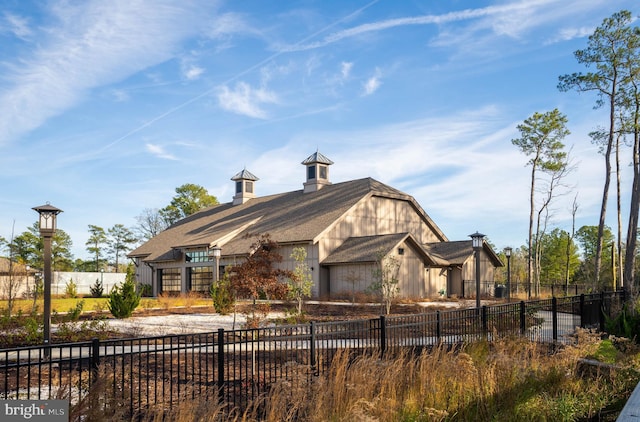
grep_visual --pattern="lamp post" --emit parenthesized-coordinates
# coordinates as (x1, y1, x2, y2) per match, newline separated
(210, 246, 222, 284)
(504, 247, 512, 302)
(33, 203, 63, 352)
(470, 232, 485, 310)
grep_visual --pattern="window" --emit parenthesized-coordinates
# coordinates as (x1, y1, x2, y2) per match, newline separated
(235, 181, 242, 194)
(159, 268, 181, 293)
(185, 249, 210, 263)
(307, 165, 316, 180)
(246, 181, 253, 193)
(398, 248, 405, 255)
(319, 165, 327, 179)
(189, 266, 213, 292)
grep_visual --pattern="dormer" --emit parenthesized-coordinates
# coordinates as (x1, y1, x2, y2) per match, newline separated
(231, 168, 259, 205)
(302, 151, 334, 193)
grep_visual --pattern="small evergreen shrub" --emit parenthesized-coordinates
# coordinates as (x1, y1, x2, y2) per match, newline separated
(210, 274, 235, 315)
(108, 264, 140, 319)
(65, 278, 78, 298)
(67, 300, 84, 321)
(90, 278, 104, 298)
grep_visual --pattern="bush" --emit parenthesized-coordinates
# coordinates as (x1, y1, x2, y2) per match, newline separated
(210, 273, 235, 315)
(67, 300, 84, 321)
(65, 278, 78, 298)
(138, 283, 153, 297)
(90, 278, 104, 298)
(606, 299, 640, 341)
(108, 264, 140, 319)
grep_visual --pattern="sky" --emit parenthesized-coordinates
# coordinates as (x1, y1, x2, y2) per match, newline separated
(0, 0, 638, 261)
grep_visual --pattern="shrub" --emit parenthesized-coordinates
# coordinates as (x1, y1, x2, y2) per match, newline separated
(65, 278, 78, 298)
(90, 278, 104, 298)
(67, 300, 84, 321)
(210, 272, 235, 315)
(138, 283, 153, 297)
(108, 264, 140, 319)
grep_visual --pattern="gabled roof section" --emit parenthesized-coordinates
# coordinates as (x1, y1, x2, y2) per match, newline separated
(425, 240, 504, 267)
(322, 233, 445, 266)
(130, 177, 442, 263)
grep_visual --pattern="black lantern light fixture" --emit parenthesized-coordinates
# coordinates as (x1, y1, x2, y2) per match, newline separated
(504, 247, 512, 301)
(469, 231, 485, 310)
(32, 203, 63, 352)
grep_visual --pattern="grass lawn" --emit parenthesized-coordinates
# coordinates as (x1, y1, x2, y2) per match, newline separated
(0, 295, 214, 315)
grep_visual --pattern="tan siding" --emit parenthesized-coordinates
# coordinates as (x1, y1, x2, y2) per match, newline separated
(329, 263, 376, 297)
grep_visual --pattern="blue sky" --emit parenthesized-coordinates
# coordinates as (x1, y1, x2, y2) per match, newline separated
(0, 0, 637, 260)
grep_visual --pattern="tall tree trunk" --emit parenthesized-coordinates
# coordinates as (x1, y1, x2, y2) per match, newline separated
(624, 103, 640, 295)
(528, 164, 536, 299)
(566, 197, 578, 295)
(616, 131, 623, 291)
(595, 92, 616, 291)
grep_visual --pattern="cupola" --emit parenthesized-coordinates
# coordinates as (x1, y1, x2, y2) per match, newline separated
(231, 168, 259, 205)
(302, 150, 333, 193)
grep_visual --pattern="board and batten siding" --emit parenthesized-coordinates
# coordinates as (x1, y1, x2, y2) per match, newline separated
(319, 196, 442, 261)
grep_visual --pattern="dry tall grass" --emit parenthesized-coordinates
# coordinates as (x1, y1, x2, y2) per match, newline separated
(70, 330, 640, 421)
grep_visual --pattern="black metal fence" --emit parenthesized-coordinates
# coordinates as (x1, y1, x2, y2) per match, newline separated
(0, 291, 626, 419)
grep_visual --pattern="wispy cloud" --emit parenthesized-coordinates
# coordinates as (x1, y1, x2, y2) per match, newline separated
(0, 0, 214, 146)
(2, 12, 32, 39)
(341, 61, 353, 79)
(217, 81, 278, 119)
(183, 65, 205, 80)
(279, 0, 556, 52)
(145, 143, 178, 160)
(362, 68, 381, 96)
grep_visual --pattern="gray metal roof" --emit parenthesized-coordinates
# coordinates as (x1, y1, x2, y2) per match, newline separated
(129, 177, 447, 263)
(301, 150, 334, 165)
(231, 168, 259, 181)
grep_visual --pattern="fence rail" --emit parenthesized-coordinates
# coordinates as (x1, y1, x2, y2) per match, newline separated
(0, 291, 626, 418)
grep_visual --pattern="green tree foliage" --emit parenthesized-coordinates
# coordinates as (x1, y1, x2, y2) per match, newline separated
(9, 223, 73, 270)
(575, 225, 615, 289)
(86, 225, 107, 272)
(538, 228, 580, 285)
(559, 10, 640, 289)
(159, 184, 218, 227)
(107, 224, 137, 272)
(368, 249, 401, 315)
(286, 247, 313, 315)
(108, 263, 140, 319)
(511, 109, 570, 298)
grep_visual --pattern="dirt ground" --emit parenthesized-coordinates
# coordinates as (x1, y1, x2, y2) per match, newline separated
(99, 300, 471, 337)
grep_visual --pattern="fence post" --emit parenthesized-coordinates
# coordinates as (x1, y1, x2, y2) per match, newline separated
(436, 311, 441, 341)
(599, 291, 606, 332)
(552, 297, 558, 342)
(481, 306, 488, 335)
(379, 315, 386, 358)
(520, 301, 526, 335)
(217, 328, 225, 405)
(310, 322, 316, 375)
(579, 294, 585, 328)
(90, 338, 100, 385)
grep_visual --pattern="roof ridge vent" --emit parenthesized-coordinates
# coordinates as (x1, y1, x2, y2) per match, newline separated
(302, 150, 333, 193)
(231, 168, 259, 205)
